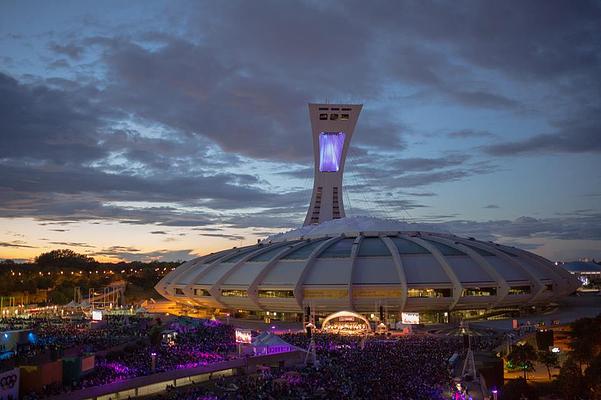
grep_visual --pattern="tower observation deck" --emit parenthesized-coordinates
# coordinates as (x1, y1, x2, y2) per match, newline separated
(304, 103, 362, 226)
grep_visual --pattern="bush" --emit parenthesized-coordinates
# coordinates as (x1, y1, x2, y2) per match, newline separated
(503, 378, 539, 400)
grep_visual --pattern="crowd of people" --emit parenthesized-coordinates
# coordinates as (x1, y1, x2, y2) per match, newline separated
(144, 333, 468, 400)
(76, 321, 237, 388)
(3, 314, 505, 400)
(2, 315, 239, 399)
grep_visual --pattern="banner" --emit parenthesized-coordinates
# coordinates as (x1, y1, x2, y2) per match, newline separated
(401, 312, 420, 324)
(0, 368, 19, 400)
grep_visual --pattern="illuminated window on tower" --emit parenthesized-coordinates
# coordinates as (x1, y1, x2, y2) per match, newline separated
(319, 132, 345, 172)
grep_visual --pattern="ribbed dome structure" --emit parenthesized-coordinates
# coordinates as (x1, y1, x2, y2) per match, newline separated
(155, 104, 580, 320)
(155, 217, 579, 314)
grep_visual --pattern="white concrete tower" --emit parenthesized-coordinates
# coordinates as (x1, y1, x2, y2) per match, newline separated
(304, 103, 362, 226)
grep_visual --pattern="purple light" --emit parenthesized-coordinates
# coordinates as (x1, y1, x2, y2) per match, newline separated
(319, 132, 345, 172)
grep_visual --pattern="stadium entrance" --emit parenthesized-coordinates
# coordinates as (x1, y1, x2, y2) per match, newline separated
(321, 311, 371, 335)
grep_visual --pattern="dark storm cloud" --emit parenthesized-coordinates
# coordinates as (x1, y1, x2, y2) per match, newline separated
(351, 157, 497, 189)
(49, 42, 85, 59)
(392, 170, 473, 188)
(448, 130, 495, 139)
(0, 73, 109, 164)
(370, 199, 428, 211)
(90, 246, 195, 262)
(0, 163, 267, 204)
(1, 0, 599, 241)
(483, 110, 601, 155)
(199, 233, 246, 241)
(47, 59, 70, 69)
(350, 0, 601, 81)
(425, 214, 601, 241)
(391, 156, 469, 172)
(0, 241, 37, 249)
(48, 241, 95, 248)
(276, 167, 313, 180)
(0, 189, 216, 227)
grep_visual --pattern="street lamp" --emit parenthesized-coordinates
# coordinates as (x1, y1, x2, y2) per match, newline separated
(151, 352, 157, 372)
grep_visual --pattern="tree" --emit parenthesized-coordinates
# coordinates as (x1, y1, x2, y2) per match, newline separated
(585, 354, 601, 399)
(35, 249, 96, 270)
(537, 350, 559, 380)
(569, 315, 601, 367)
(148, 325, 163, 347)
(502, 378, 538, 400)
(508, 343, 537, 380)
(558, 357, 585, 400)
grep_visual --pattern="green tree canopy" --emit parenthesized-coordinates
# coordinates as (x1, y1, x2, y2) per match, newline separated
(35, 249, 97, 270)
(508, 343, 537, 380)
(537, 350, 559, 380)
(502, 378, 538, 400)
(585, 354, 601, 399)
(569, 315, 601, 366)
(558, 357, 585, 400)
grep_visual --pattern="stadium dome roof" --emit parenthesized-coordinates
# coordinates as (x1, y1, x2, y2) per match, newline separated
(155, 217, 579, 314)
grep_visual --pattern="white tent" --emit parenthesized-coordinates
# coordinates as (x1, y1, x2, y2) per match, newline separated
(252, 333, 301, 355)
(64, 300, 80, 308)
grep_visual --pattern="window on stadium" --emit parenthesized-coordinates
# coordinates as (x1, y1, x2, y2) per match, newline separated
(193, 288, 211, 296)
(174, 288, 184, 295)
(407, 288, 452, 298)
(221, 289, 248, 297)
(461, 287, 497, 296)
(258, 289, 294, 298)
(508, 285, 531, 295)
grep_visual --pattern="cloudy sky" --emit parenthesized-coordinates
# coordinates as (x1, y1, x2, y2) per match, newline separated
(1, 0, 600, 262)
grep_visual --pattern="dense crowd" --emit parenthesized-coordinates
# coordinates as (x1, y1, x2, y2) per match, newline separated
(5, 315, 502, 400)
(3, 315, 238, 399)
(76, 321, 237, 388)
(144, 333, 466, 400)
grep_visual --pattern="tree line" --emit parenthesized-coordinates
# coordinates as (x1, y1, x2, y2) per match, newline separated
(0, 249, 184, 304)
(504, 314, 601, 399)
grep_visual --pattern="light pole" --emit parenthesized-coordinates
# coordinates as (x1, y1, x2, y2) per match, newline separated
(304, 322, 318, 367)
(151, 352, 157, 372)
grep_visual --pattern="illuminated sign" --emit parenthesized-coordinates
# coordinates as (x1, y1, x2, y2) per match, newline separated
(401, 312, 420, 324)
(319, 132, 345, 172)
(91, 310, 103, 321)
(235, 329, 252, 344)
(81, 355, 95, 372)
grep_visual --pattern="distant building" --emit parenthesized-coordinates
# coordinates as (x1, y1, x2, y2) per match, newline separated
(560, 261, 601, 286)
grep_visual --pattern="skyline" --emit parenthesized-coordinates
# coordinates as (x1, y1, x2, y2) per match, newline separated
(1, 0, 600, 262)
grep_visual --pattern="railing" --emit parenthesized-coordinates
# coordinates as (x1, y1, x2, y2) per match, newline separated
(46, 350, 304, 400)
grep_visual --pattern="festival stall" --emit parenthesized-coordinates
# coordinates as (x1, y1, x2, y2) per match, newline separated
(252, 333, 299, 355)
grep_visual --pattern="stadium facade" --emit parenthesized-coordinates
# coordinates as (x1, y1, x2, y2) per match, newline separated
(155, 104, 579, 324)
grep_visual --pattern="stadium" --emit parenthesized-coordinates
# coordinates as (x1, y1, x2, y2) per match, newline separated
(155, 104, 580, 325)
